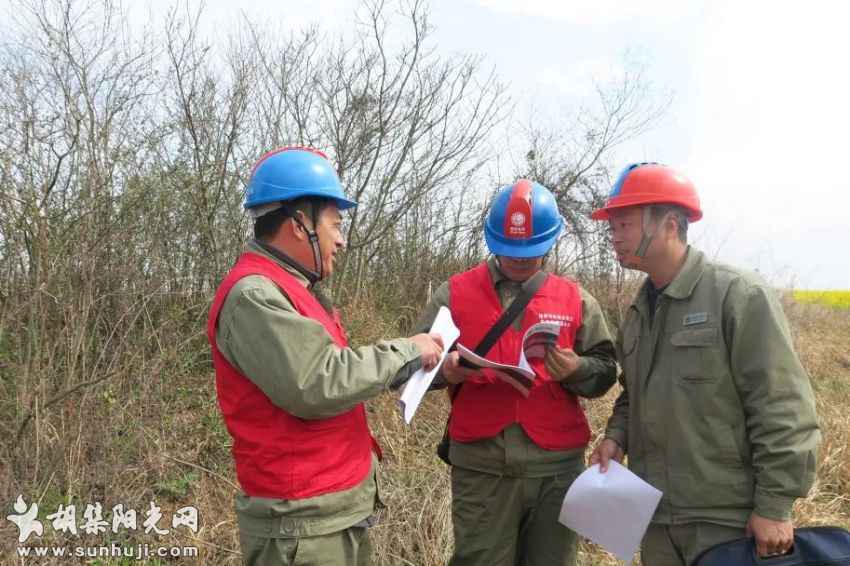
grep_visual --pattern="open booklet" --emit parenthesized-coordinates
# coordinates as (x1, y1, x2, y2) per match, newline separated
(457, 321, 561, 397)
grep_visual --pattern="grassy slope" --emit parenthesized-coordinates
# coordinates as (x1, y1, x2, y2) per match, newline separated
(2, 299, 848, 565)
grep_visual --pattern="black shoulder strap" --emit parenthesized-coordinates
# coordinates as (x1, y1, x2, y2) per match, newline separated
(442, 269, 548, 451)
(474, 269, 549, 357)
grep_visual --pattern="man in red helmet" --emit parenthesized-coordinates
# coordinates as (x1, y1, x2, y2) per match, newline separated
(416, 180, 617, 566)
(589, 163, 820, 565)
(208, 147, 444, 565)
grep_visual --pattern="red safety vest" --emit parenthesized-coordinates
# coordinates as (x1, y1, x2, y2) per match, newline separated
(207, 252, 379, 500)
(448, 262, 590, 450)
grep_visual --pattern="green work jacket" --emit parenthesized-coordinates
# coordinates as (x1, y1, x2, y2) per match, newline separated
(605, 247, 820, 526)
(215, 241, 421, 537)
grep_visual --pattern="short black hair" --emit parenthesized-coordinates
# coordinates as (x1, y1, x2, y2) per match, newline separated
(253, 197, 333, 241)
(649, 204, 689, 243)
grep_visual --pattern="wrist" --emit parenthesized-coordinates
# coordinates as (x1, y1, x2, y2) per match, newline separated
(566, 356, 588, 380)
(752, 495, 795, 522)
(603, 429, 627, 453)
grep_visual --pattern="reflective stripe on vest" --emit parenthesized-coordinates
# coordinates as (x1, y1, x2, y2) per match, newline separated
(207, 252, 378, 499)
(448, 262, 590, 451)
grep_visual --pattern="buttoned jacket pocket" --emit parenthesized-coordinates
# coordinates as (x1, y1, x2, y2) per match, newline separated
(670, 326, 723, 382)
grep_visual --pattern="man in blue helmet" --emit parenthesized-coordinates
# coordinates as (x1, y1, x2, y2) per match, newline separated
(415, 179, 618, 566)
(207, 146, 444, 565)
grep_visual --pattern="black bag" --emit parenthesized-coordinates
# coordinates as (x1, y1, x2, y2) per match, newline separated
(692, 526, 850, 566)
(436, 270, 549, 465)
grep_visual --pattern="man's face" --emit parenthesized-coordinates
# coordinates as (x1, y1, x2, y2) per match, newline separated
(497, 255, 544, 281)
(607, 207, 648, 270)
(301, 204, 345, 277)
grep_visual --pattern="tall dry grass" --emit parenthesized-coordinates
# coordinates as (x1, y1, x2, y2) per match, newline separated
(2, 287, 848, 565)
(2, 292, 849, 565)
(366, 294, 850, 565)
(782, 298, 850, 528)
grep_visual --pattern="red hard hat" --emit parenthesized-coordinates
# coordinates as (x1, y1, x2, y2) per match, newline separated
(590, 163, 702, 222)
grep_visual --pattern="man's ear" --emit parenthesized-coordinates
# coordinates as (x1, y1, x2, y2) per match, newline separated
(664, 213, 679, 240)
(291, 212, 311, 241)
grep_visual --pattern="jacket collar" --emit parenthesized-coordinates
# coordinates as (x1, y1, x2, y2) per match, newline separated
(246, 240, 311, 288)
(246, 240, 338, 313)
(632, 246, 706, 314)
(663, 246, 706, 300)
(487, 256, 509, 285)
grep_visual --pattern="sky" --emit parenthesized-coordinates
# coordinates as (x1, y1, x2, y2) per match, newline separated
(428, 0, 850, 289)
(8, 0, 849, 288)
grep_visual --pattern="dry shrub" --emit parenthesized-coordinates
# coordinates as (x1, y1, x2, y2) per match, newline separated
(3, 289, 848, 565)
(784, 299, 850, 528)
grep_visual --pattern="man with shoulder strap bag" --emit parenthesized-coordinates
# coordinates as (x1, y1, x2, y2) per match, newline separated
(416, 180, 618, 566)
(436, 269, 548, 465)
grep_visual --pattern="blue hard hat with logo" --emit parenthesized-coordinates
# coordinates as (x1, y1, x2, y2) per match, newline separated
(244, 146, 357, 211)
(484, 179, 564, 258)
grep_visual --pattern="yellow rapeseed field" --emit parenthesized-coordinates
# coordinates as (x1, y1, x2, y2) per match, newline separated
(793, 290, 850, 309)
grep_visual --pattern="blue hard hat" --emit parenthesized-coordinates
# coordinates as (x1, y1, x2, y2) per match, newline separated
(484, 180, 564, 258)
(244, 146, 357, 211)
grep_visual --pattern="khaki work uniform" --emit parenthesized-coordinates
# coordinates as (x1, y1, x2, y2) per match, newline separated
(417, 258, 618, 566)
(216, 241, 422, 565)
(605, 247, 820, 566)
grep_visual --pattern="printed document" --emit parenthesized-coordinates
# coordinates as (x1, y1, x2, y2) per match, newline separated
(398, 306, 459, 424)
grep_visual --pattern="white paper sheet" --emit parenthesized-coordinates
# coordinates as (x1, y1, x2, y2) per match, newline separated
(558, 461, 662, 564)
(398, 306, 459, 424)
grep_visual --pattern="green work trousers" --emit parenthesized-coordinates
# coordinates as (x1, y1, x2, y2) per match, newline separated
(239, 525, 370, 566)
(449, 462, 583, 566)
(642, 522, 744, 566)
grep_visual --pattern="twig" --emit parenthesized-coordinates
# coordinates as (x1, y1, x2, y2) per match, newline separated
(183, 536, 242, 556)
(15, 372, 114, 445)
(164, 454, 240, 492)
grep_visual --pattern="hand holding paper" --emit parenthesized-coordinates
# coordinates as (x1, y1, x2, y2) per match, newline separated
(440, 351, 479, 384)
(409, 332, 445, 371)
(543, 346, 581, 382)
(398, 306, 460, 424)
(558, 461, 662, 564)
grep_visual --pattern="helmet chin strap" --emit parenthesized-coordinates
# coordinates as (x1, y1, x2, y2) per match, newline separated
(634, 207, 655, 257)
(626, 207, 665, 267)
(292, 206, 324, 286)
(253, 237, 320, 286)
(256, 204, 325, 287)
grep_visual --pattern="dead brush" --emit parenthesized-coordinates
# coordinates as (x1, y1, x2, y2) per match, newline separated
(4, 283, 848, 566)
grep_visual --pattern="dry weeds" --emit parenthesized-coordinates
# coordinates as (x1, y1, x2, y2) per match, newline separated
(2, 298, 848, 565)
